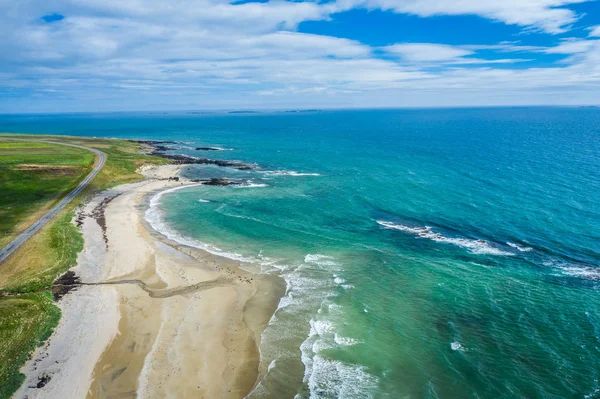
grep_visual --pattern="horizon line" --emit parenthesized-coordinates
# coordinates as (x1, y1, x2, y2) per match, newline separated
(0, 104, 599, 116)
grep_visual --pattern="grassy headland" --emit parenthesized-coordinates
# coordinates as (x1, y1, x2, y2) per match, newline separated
(0, 134, 168, 398)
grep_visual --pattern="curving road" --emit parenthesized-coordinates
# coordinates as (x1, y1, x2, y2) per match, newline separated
(0, 140, 106, 264)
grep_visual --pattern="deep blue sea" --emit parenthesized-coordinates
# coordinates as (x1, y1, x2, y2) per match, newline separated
(2, 108, 600, 398)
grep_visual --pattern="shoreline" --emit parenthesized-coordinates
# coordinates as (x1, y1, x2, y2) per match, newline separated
(15, 163, 285, 398)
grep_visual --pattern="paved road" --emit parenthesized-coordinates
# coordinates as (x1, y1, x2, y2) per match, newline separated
(0, 140, 106, 264)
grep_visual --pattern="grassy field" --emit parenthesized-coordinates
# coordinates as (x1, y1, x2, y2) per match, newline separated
(0, 140, 95, 248)
(0, 134, 168, 398)
(0, 291, 60, 398)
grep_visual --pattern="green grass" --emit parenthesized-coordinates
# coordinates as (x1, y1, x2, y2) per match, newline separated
(0, 291, 61, 399)
(0, 135, 167, 292)
(0, 140, 95, 247)
(0, 210, 84, 293)
(0, 134, 168, 398)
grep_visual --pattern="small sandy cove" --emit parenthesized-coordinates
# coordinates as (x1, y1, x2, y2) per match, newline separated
(15, 165, 284, 399)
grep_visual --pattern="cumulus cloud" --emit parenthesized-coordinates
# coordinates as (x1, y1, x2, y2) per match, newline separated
(0, 0, 599, 111)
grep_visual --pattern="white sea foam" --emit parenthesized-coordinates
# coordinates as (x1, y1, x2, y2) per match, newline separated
(377, 221, 513, 256)
(507, 242, 533, 252)
(334, 334, 362, 346)
(299, 294, 378, 398)
(328, 303, 343, 313)
(451, 342, 466, 351)
(542, 258, 600, 281)
(197, 199, 211, 203)
(304, 254, 339, 267)
(304, 354, 379, 398)
(264, 170, 321, 177)
(233, 182, 269, 188)
(584, 387, 600, 399)
(560, 266, 600, 280)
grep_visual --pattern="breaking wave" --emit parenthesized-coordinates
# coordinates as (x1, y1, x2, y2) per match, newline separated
(264, 170, 321, 177)
(507, 242, 533, 252)
(377, 221, 513, 256)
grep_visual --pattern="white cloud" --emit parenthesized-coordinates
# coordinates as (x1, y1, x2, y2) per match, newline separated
(543, 38, 598, 54)
(384, 43, 473, 62)
(462, 42, 547, 52)
(383, 43, 530, 65)
(589, 25, 600, 37)
(0, 0, 599, 112)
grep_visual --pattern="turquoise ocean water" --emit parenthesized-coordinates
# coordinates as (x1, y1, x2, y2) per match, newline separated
(2, 108, 600, 398)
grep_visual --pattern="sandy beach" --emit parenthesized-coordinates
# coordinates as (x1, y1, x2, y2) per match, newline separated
(15, 164, 284, 399)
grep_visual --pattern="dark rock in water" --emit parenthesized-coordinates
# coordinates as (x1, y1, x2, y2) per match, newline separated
(196, 147, 222, 151)
(51, 271, 81, 301)
(151, 145, 172, 152)
(201, 178, 241, 186)
(131, 140, 256, 171)
(154, 153, 257, 171)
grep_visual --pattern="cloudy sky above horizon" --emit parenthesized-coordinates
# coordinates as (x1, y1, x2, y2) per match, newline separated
(1, 0, 600, 112)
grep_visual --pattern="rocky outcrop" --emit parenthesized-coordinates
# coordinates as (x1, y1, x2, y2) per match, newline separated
(195, 147, 223, 151)
(131, 140, 257, 171)
(194, 178, 241, 186)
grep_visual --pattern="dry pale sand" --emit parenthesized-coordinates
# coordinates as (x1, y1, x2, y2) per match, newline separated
(15, 164, 284, 399)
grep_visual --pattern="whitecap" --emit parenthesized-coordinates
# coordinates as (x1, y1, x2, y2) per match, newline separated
(506, 242, 533, 252)
(233, 182, 269, 188)
(377, 221, 512, 256)
(300, 312, 379, 398)
(305, 355, 379, 398)
(197, 199, 211, 203)
(560, 266, 600, 280)
(334, 334, 362, 346)
(304, 254, 339, 267)
(264, 170, 321, 177)
(451, 342, 466, 351)
(543, 258, 600, 281)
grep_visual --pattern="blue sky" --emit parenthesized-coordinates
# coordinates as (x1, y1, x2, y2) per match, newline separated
(0, 0, 599, 112)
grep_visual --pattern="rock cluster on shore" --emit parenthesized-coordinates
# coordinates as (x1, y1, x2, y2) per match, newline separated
(132, 140, 256, 171)
(197, 178, 241, 186)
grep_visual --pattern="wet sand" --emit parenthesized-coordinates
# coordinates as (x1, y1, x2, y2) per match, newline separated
(15, 164, 285, 399)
